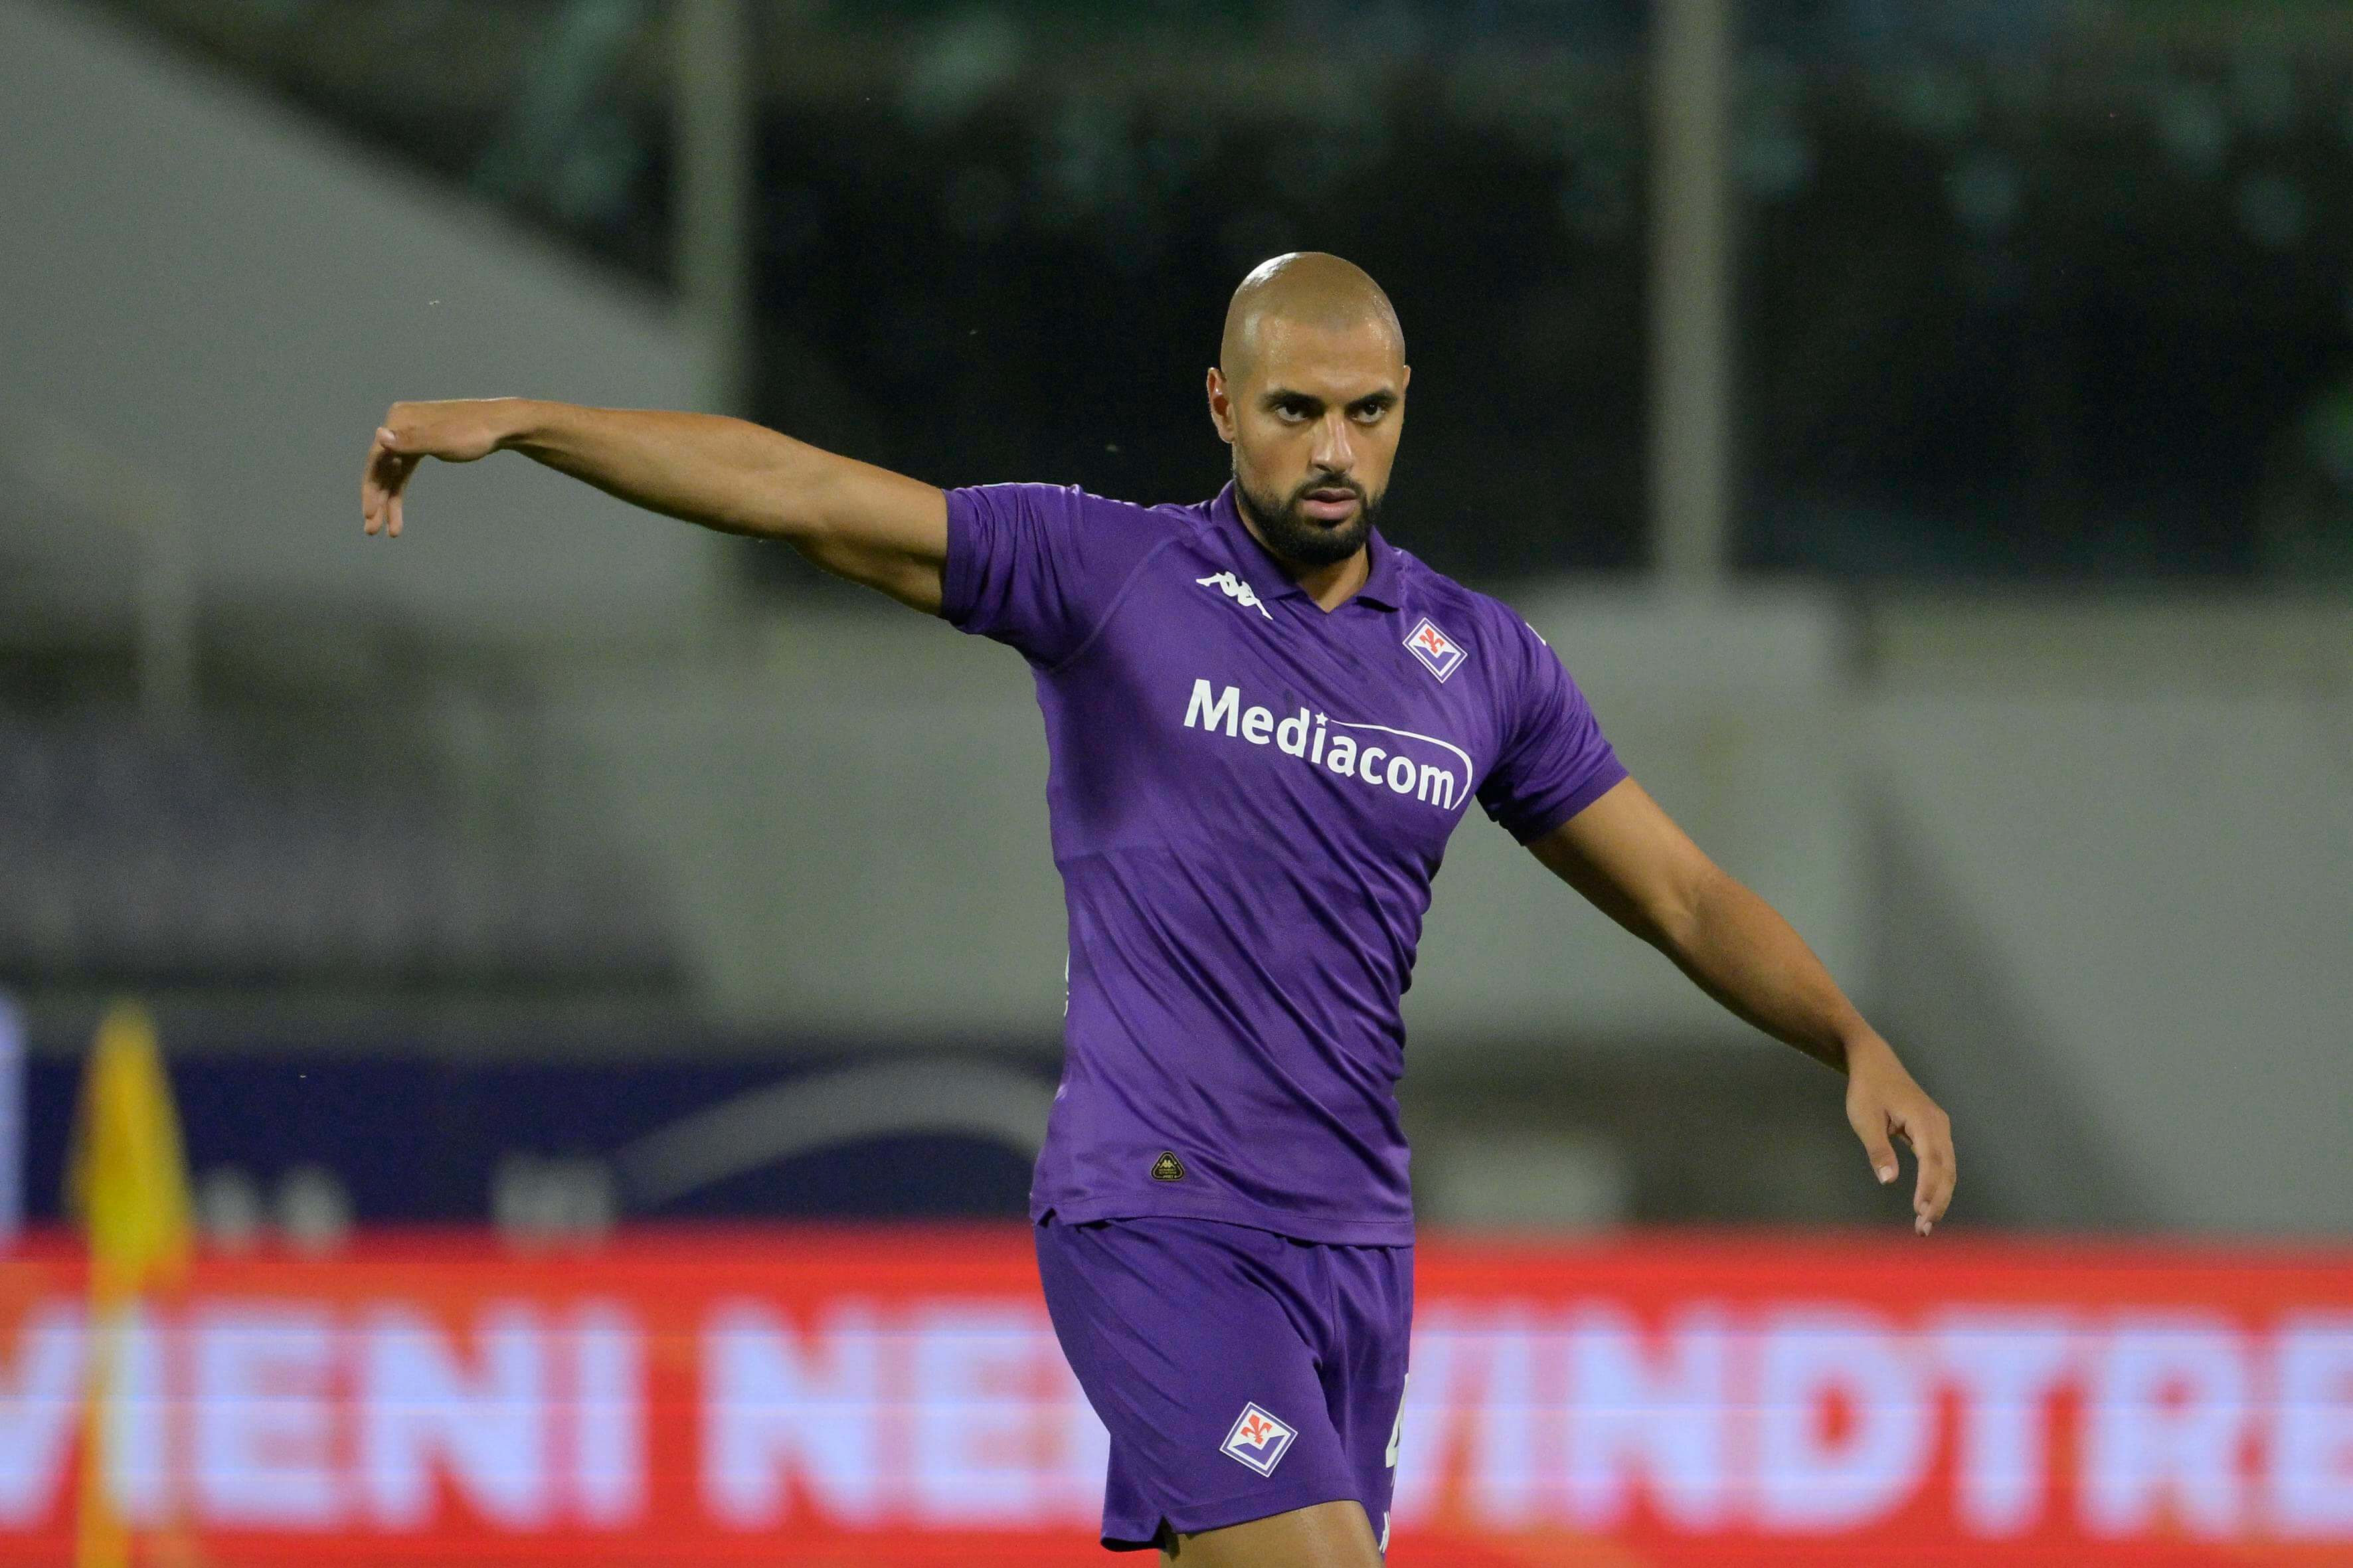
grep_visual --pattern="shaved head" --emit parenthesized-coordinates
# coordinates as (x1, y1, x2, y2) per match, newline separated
(1219, 252, 1405, 387)
(1206, 254, 1411, 575)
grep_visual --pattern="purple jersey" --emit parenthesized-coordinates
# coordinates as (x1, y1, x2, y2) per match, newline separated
(943, 482, 1624, 1244)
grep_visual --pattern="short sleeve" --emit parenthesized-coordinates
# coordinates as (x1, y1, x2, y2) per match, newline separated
(942, 483, 1165, 667)
(1477, 622, 1628, 843)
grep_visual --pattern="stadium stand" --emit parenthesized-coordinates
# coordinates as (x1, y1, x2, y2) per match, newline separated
(0, 707, 681, 992)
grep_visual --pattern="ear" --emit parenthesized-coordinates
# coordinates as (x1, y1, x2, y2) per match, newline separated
(1206, 366, 1236, 445)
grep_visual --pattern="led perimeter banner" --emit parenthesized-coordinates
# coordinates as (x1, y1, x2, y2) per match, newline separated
(1, 1229, 2348, 1565)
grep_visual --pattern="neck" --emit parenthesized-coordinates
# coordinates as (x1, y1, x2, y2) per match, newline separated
(1232, 498, 1371, 613)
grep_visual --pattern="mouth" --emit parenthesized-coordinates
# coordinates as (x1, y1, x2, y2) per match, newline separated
(1299, 486, 1361, 523)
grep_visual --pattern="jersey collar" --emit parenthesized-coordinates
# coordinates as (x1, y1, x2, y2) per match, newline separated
(1209, 481, 1408, 613)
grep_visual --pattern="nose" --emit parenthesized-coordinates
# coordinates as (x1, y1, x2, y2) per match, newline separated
(1310, 409, 1355, 476)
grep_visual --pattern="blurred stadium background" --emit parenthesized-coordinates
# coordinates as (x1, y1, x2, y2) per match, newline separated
(2, 0, 2350, 1561)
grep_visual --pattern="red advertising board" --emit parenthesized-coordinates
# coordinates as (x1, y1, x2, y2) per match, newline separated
(2, 1227, 2350, 1565)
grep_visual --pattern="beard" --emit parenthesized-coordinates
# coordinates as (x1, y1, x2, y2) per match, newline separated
(1234, 463, 1382, 568)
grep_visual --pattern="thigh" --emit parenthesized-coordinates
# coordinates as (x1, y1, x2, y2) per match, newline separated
(1036, 1217, 1363, 1550)
(1160, 1497, 1383, 1568)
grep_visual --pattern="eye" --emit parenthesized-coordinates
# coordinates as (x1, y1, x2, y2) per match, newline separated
(1275, 399, 1313, 422)
(1351, 402, 1389, 423)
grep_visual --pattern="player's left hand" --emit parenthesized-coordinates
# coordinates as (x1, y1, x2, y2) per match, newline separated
(1842, 1034, 1955, 1235)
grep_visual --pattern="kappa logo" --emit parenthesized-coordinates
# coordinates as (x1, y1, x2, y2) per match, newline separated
(1196, 570, 1274, 621)
(1220, 1402, 1297, 1476)
(1150, 1150, 1185, 1181)
(1403, 616, 1467, 681)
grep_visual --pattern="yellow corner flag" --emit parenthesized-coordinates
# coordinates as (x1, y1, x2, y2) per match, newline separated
(66, 1002, 194, 1568)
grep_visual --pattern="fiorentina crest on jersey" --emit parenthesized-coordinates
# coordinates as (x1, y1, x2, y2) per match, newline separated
(1403, 615, 1467, 681)
(1221, 1402, 1297, 1476)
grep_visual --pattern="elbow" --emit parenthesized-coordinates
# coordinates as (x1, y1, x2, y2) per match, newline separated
(1648, 862, 1733, 956)
(764, 460, 847, 545)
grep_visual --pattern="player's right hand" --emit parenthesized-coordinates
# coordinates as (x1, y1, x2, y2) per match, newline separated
(361, 398, 521, 537)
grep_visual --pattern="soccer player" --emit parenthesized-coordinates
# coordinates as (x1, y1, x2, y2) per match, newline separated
(361, 252, 1955, 1567)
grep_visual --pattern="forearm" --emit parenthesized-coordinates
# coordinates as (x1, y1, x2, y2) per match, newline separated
(497, 399, 834, 540)
(1652, 871, 1877, 1073)
(367, 397, 948, 607)
(1530, 785, 1951, 1226)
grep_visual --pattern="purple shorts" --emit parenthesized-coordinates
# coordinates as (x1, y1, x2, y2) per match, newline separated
(1035, 1214, 1413, 1553)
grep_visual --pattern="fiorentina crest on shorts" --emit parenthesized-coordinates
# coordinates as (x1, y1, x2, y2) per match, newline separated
(1220, 1402, 1297, 1477)
(1403, 615, 1467, 682)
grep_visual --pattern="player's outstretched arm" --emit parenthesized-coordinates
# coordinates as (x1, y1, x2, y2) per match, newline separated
(1526, 778, 1957, 1235)
(360, 398, 949, 612)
